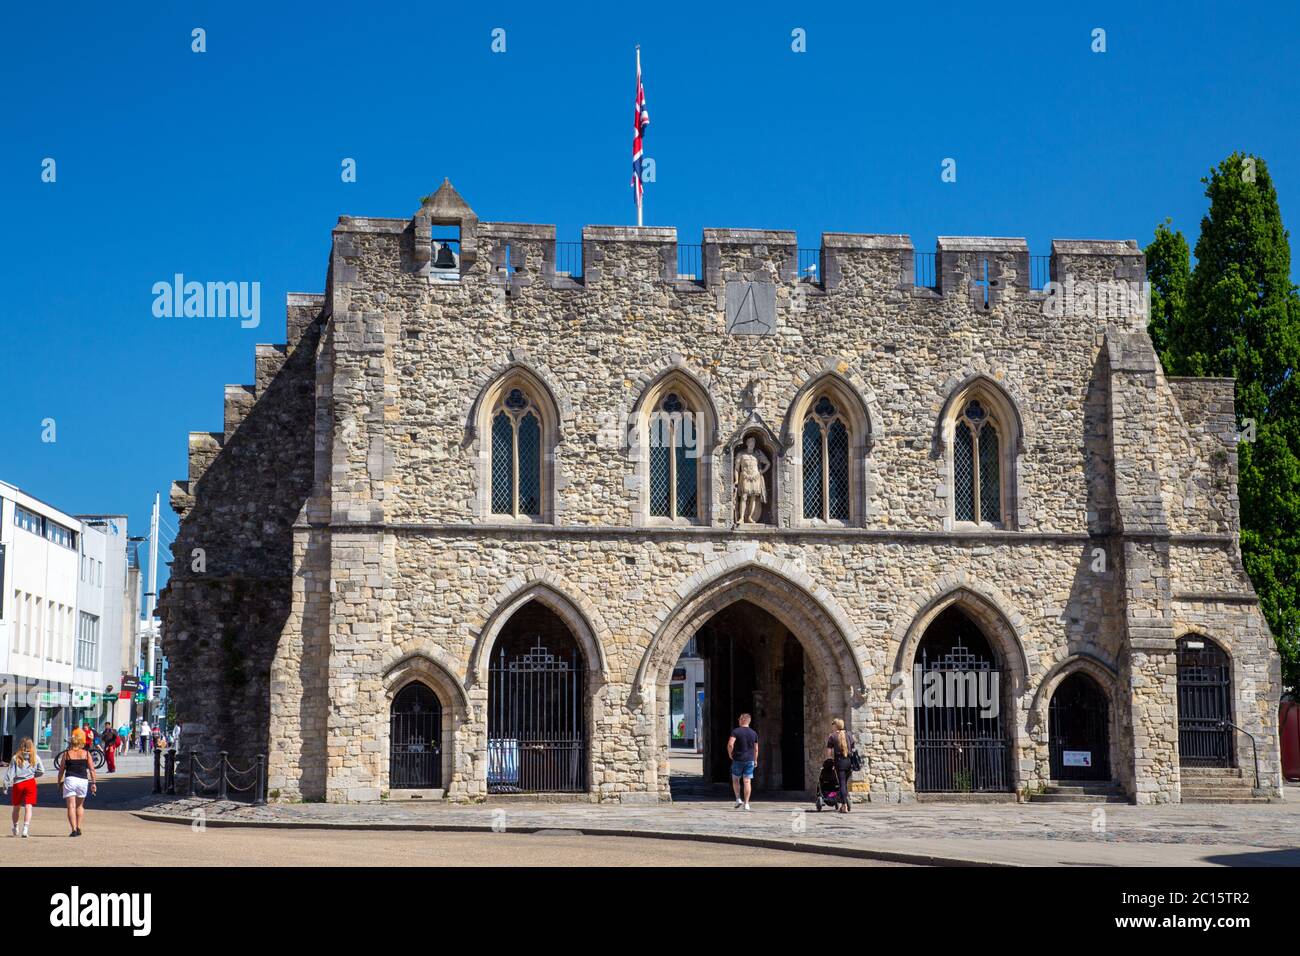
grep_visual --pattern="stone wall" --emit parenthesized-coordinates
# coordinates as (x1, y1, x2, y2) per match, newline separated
(162, 187, 1282, 803)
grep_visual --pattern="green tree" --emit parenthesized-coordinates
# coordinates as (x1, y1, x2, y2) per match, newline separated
(1151, 153, 1300, 689)
(1144, 219, 1192, 370)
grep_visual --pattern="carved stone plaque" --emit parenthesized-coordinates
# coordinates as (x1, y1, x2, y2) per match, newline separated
(725, 280, 776, 335)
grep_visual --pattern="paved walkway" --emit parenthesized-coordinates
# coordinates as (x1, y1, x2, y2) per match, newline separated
(130, 787, 1300, 867)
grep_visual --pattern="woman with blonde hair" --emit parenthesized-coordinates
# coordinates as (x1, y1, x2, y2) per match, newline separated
(824, 718, 857, 813)
(3, 737, 44, 837)
(58, 728, 96, 837)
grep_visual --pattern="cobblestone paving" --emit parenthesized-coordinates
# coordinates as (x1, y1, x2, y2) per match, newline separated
(130, 789, 1300, 866)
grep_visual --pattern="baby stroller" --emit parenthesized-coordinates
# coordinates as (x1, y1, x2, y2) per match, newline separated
(815, 759, 849, 811)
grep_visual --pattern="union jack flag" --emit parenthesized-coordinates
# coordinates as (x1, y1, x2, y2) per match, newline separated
(631, 47, 649, 212)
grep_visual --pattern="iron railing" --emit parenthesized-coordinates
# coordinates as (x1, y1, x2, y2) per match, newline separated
(554, 241, 583, 278)
(797, 248, 821, 283)
(1030, 254, 1052, 291)
(913, 252, 937, 289)
(1220, 720, 1261, 789)
(676, 244, 702, 280)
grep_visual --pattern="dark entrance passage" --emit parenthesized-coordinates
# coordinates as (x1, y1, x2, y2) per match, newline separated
(1177, 635, 1234, 768)
(670, 601, 811, 798)
(913, 607, 1011, 793)
(389, 683, 442, 789)
(1048, 672, 1111, 781)
(488, 601, 587, 793)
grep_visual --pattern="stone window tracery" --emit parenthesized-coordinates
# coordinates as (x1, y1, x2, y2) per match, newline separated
(648, 391, 699, 520)
(952, 398, 1002, 524)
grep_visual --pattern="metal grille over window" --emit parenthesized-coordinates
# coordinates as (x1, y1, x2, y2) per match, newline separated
(516, 413, 541, 516)
(803, 395, 852, 521)
(649, 445, 671, 516)
(953, 422, 975, 522)
(978, 423, 1001, 523)
(953, 397, 1002, 525)
(675, 442, 698, 517)
(490, 385, 544, 518)
(490, 412, 514, 514)
(648, 392, 698, 520)
(827, 419, 850, 520)
(802, 419, 823, 519)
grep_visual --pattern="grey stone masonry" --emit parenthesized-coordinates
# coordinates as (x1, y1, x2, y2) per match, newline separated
(159, 181, 1281, 806)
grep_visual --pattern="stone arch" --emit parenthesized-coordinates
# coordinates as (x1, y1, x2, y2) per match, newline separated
(468, 575, 611, 689)
(634, 549, 868, 700)
(633, 551, 868, 795)
(780, 361, 880, 449)
(891, 578, 1033, 689)
(1027, 652, 1119, 738)
(932, 371, 1027, 455)
(380, 653, 465, 794)
(626, 359, 722, 525)
(462, 353, 573, 523)
(381, 648, 471, 711)
(782, 365, 877, 526)
(892, 578, 1034, 793)
(623, 356, 722, 452)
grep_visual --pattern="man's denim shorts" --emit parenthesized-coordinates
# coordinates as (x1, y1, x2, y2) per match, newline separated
(730, 759, 756, 779)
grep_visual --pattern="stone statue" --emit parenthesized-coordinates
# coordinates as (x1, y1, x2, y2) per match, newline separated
(733, 436, 771, 524)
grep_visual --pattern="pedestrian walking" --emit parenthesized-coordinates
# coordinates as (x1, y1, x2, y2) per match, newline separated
(825, 718, 857, 813)
(139, 720, 151, 753)
(118, 724, 130, 756)
(100, 723, 118, 773)
(726, 713, 759, 811)
(58, 728, 96, 837)
(4, 737, 44, 838)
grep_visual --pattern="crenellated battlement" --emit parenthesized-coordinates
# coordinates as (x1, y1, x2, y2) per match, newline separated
(330, 180, 1145, 312)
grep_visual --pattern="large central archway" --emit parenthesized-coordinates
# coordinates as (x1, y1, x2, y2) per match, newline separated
(635, 559, 866, 798)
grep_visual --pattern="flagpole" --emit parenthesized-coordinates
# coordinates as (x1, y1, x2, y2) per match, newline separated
(636, 45, 643, 228)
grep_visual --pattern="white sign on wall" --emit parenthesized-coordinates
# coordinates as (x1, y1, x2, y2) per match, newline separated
(1063, 750, 1093, 767)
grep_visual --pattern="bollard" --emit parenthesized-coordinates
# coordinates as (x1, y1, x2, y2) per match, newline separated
(153, 747, 161, 794)
(217, 751, 229, 800)
(165, 751, 176, 794)
(187, 751, 196, 797)
(254, 754, 267, 806)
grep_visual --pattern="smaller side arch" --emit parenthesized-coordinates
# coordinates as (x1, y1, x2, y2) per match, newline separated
(467, 576, 611, 689)
(1027, 652, 1119, 735)
(382, 649, 471, 712)
(891, 579, 1033, 690)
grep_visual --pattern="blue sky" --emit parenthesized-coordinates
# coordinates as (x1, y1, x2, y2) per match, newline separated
(4, 1, 1299, 592)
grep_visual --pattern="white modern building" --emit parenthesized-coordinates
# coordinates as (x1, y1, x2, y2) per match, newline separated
(0, 482, 135, 756)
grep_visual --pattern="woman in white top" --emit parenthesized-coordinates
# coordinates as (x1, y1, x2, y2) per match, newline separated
(4, 737, 45, 837)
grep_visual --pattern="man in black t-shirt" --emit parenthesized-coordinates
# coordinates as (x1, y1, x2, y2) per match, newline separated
(726, 713, 759, 810)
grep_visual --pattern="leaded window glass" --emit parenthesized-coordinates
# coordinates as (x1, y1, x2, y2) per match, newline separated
(802, 394, 851, 521)
(490, 386, 543, 517)
(953, 399, 1003, 524)
(648, 391, 700, 520)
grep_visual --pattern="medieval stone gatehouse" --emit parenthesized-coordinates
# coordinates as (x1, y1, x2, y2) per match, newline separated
(160, 180, 1282, 804)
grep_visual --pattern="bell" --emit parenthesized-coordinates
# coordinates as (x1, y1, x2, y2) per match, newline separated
(433, 241, 457, 269)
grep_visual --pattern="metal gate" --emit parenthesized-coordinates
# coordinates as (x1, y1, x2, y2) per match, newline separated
(1049, 672, 1111, 781)
(914, 639, 1009, 792)
(1177, 636, 1233, 767)
(389, 683, 442, 789)
(488, 636, 586, 793)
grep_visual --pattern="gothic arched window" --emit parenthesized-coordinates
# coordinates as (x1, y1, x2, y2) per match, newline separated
(648, 391, 700, 520)
(802, 394, 851, 521)
(952, 399, 1002, 524)
(491, 386, 543, 518)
